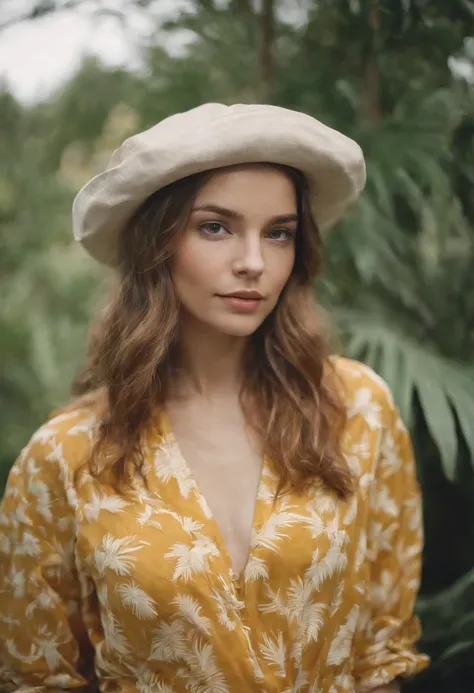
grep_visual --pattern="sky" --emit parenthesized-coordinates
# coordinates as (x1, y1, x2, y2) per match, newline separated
(0, 1, 192, 103)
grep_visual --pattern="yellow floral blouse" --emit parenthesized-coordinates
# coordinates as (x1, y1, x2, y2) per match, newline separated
(0, 358, 429, 693)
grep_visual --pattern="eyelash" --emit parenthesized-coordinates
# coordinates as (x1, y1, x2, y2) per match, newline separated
(198, 222, 295, 241)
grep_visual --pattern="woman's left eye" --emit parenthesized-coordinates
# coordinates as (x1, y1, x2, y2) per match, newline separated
(199, 222, 227, 235)
(268, 228, 294, 241)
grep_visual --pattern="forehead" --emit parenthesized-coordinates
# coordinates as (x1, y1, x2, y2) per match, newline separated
(194, 164, 297, 210)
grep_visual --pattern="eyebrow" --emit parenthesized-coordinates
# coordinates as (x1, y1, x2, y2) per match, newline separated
(191, 204, 299, 225)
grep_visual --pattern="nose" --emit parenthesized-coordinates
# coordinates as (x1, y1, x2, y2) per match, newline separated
(232, 235, 264, 278)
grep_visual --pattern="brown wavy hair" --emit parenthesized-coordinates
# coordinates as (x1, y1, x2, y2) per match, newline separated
(68, 164, 353, 498)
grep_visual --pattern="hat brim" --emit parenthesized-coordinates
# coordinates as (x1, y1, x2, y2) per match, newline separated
(72, 104, 366, 266)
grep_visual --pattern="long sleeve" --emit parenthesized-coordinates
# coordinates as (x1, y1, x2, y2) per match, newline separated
(353, 403, 430, 691)
(0, 427, 96, 692)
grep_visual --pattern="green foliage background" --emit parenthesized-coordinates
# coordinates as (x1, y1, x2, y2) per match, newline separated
(1, 1, 474, 690)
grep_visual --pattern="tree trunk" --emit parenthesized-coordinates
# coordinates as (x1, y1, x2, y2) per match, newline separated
(362, 0, 381, 123)
(259, 0, 275, 102)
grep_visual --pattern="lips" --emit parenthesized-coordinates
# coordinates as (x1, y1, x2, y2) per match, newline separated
(217, 293, 264, 312)
(220, 292, 263, 300)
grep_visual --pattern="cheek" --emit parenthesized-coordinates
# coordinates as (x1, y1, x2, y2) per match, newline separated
(171, 236, 223, 299)
(268, 247, 295, 292)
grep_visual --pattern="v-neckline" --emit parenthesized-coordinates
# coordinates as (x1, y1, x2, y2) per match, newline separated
(159, 408, 267, 585)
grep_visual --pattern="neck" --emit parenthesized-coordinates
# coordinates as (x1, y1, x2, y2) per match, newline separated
(170, 315, 249, 400)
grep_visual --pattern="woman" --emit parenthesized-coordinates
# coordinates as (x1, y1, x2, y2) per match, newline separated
(0, 103, 429, 693)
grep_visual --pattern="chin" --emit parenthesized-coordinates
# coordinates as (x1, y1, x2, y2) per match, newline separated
(210, 316, 264, 338)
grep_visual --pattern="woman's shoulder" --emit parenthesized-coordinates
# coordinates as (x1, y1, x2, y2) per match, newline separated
(329, 355, 397, 426)
(12, 404, 100, 485)
(1, 404, 100, 522)
(37, 404, 99, 445)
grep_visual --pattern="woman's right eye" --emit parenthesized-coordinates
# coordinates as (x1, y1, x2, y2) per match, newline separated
(198, 222, 227, 236)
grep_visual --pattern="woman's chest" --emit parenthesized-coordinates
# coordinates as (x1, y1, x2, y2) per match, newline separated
(73, 415, 381, 652)
(74, 465, 372, 615)
(71, 453, 375, 683)
(164, 401, 266, 576)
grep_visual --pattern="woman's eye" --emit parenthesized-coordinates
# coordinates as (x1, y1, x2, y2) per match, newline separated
(268, 228, 294, 241)
(199, 222, 227, 235)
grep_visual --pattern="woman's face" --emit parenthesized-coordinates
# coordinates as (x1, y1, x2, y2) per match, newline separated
(170, 164, 298, 338)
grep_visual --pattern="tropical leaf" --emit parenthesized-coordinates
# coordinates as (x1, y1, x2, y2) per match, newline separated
(336, 308, 474, 479)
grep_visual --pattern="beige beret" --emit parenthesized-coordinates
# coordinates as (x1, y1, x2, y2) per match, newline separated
(72, 103, 366, 266)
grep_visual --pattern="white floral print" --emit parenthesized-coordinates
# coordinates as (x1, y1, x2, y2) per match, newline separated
(0, 357, 429, 693)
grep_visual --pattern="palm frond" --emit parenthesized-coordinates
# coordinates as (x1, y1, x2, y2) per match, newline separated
(336, 308, 474, 480)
